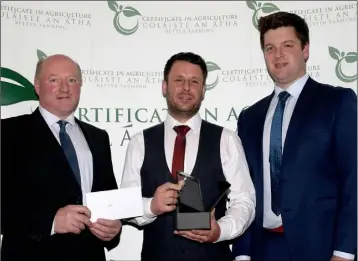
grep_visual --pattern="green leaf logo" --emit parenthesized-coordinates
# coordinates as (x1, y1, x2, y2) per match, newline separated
(107, 1, 142, 36)
(0, 67, 38, 106)
(329, 46, 357, 83)
(329, 46, 340, 60)
(246, 1, 280, 30)
(0, 49, 48, 106)
(246, 0, 257, 10)
(107, 1, 119, 12)
(37, 49, 48, 60)
(344, 52, 357, 63)
(261, 3, 279, 13)
(205, 61, 221, 91)
(122, 6, 141, 17)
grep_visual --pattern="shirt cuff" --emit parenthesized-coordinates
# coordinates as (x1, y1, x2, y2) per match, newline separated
(333, 250, 355, 260)
(143, 197, 157, 219)
(50, 219, 56, 235)
(214, 217, 232, 243)
(235, 256, 251, 261)
(127, 197, 157, 226)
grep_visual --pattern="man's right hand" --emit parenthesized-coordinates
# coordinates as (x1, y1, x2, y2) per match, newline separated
(54, 205, 93, 234)
(150, 181, 184, 216)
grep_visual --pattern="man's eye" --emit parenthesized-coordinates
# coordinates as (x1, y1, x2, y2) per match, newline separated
(68, 78, 78, 83)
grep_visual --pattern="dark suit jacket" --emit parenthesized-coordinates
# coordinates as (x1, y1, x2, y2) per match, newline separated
(1, 108, 120, 261)
(232, 77, 357, 260)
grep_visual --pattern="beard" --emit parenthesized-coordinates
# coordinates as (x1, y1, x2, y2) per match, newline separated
(166, 95, 203, 121)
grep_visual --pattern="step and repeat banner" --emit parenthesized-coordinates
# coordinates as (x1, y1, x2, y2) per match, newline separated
(1, 1, 356, 260)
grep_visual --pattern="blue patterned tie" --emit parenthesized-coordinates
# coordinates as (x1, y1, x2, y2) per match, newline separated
(269, 91, 290, 216)
(58, 120, 81, 186)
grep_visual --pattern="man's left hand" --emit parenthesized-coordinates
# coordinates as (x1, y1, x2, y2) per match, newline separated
(174, 209, 220, 243)
(90, 218, 122, 241)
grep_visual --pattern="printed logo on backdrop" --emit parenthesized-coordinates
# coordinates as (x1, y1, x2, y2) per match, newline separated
(246, 1, 356, 28)
(289, 2, 356, 27)
(0, 49, 46, 106)
(107, 0, 141, 35)
(81, 68, 163, 89)
(1, 2, 92, 29)
(0, 67, 38, 106)
(82, 62, 218, 91)
(205, 62, 221, 90)
(246, 1, 280, 30)
(107, 0, 239, 35)
(329, 46, 357, 83)
(201, 59, 321, 88)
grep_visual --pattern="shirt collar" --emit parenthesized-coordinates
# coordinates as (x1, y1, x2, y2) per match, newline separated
(39, 105, 76, 128)
(164, 112, 202, 135)
(274, 74, 309, 99)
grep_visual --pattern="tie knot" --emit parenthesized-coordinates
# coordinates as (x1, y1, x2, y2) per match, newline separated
(174, 125, 191, 136)
(57, 120, 68, 132)
(278, 91, 290, 103)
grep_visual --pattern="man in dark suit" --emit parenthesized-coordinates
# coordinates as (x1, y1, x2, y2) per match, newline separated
(121, 52, 256, 261)
(1, 54, 122, 261)
(232, 11, 357, 261)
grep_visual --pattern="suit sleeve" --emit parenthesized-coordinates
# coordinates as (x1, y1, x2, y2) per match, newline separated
(232, 108, 253, 258)
(333, 88, 357, 255)
(1, 118, 56, 239)
(100, 130, 121, 251)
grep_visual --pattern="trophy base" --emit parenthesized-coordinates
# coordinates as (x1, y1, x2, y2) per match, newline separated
(175, 211, 211, 230)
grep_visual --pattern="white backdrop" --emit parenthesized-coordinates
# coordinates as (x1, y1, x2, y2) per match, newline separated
(1, 1, 356, 260)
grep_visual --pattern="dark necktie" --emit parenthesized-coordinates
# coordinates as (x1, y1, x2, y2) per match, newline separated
(172, 125, 191, 181)
(58, 120, 81, 186)
(269, 91, 290, 216)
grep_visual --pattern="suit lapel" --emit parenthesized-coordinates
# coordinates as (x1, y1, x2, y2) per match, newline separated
(254, 93, 274, 169)
(251, 92, 274, 223)
(281, 77, 318, 169)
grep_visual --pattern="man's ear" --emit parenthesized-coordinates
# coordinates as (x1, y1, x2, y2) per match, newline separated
(34, 79, 40, 96)
(201, 84, 206, 101)
(303, 43, 309, 63)
(162, 80, 167, 98)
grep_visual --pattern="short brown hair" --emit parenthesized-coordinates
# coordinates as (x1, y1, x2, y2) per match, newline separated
(163, 52, 207, 83)
(258, 11, 309, 50)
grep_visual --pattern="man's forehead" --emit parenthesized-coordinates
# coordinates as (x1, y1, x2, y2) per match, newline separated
(43, 56, 76, 67)
(171, 73, 202, 79)
(42, 59, 79, 73)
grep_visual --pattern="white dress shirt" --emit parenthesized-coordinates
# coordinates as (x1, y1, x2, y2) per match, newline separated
(121, 113, 256, 242)
(39, 106, 93, 234)
(236, 74, 354, 260)
(262, 74, 309, 229)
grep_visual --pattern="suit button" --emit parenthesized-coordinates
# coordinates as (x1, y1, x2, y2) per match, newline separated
(283, 208, 291, 213)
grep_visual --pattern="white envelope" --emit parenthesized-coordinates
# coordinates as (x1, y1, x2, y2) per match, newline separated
(85, 187, 143, 222)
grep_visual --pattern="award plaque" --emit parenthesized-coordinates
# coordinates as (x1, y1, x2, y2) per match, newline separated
(175, 171, 231, 230)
